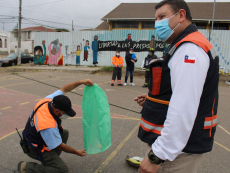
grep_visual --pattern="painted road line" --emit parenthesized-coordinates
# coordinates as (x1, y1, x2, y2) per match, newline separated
(20, 102, 30, 105)
(218, 125, 230, 136)
(104, 82, 107, 83)
(98, 83, 102, 85)
(214, 141, 230, 152)
(0, 128, 24, 141)
(72, 90, 76, 91)
(1, 106, 12, 110)
(94, 123, 139, 173)
(79, 88, 84, 89)
(35, 99, 42, 101)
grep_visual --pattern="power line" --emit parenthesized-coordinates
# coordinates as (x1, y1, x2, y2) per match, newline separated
(23, 0, 64, 8)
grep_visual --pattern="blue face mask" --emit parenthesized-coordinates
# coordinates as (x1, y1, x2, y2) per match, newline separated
(155, 12, 180, 42)
(130, 52, 133, 54)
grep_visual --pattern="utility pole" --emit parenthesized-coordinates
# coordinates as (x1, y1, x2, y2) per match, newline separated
(209, 0, 216, 41)
(17, 0, 22, 65)
(72, 20, 74, 31)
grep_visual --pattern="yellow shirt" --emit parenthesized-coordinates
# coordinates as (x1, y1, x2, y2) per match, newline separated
(76, 50, 81, 56)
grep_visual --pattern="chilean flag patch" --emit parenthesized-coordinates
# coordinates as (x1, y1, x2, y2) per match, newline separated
(184, 55, 195, 63)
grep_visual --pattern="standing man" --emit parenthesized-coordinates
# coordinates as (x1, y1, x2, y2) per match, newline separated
(135, 0, 219, 173)
(18, 79, 94, 173)
(124, 48, 137, 86)
(142, 48, 158, 88)
(111, 49, 124, 86)
(92, 35, 99, 65)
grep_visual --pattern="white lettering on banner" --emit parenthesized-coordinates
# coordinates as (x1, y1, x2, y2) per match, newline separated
(156, 43, 164, 49)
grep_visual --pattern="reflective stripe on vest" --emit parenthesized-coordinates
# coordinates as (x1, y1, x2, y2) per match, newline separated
(204, 115, 217, 129)
(146, 95, 169, 105)
(140, 117, 163, 135)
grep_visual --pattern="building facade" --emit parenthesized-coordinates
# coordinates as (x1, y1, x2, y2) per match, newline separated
(94, 2, 230, 31)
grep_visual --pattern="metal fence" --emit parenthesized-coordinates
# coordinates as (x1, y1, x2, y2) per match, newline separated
(34, 29, 230, 72)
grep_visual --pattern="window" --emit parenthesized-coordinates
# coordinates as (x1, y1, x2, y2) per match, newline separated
(195, 22, 207, 29)
(211, 22, 229, 30)
(113, 21, 139, 28)
(142, 21, 155, 28)
(5, 39, 7, 48)
(0, 38, 2, 48)
(28, 31, 31, 39)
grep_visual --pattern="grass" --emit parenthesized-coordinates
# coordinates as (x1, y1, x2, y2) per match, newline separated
(101, 66, 113, 72)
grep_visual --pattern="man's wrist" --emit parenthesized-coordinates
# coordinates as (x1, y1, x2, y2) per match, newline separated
(148, 150, 164, 165)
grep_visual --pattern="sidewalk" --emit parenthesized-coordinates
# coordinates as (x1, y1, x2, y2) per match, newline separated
(0, 64, 101, 74)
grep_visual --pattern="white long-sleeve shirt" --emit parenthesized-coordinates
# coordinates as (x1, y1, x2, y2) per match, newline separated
(152, 42, 210, 161)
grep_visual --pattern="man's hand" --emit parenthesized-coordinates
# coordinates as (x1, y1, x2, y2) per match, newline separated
(134, 58, 137, 61)
(134, 94, 147, 107)
(60, 43, 62, 47)
(118, 64, 121, 68)
(131, 60, 135, 63)
(42, 40, 45, 45)
(81, 79, 94, 86)
(76, 149, 87, 157)
(139, 156, 161, 173)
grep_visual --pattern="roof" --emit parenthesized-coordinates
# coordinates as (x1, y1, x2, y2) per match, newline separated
(102, 2, 230, 21)
(94, 21, 109, 30)
(13, 26, 56, 32)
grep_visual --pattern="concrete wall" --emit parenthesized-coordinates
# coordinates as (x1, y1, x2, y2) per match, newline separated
(10, 41, 33, 53)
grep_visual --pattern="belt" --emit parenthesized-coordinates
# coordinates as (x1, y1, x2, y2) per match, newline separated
(146, 95, 169, 105)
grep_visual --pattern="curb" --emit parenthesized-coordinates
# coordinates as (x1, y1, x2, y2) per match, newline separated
(0, 67, 101, 74)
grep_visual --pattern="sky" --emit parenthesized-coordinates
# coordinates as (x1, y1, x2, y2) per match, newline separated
(0, 0, 229, 32)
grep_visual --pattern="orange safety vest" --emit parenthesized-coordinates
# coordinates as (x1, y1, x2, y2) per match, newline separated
(23, 98, 62, 153)
(112, 55, 124, 67)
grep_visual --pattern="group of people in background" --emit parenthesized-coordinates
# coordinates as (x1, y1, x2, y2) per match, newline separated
(111, 47, 158, 87)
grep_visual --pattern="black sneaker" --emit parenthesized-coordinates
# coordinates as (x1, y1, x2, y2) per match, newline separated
(142, 84, 148, 88)
(117, 84, 123, 86)
(111, 84, 114, 86)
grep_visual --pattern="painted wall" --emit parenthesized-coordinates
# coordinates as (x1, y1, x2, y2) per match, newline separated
(34, 29, 230, 72)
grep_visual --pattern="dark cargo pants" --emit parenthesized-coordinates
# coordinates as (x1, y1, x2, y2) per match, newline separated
(25, 129, 69, 173)
(111, 67, 122, 84)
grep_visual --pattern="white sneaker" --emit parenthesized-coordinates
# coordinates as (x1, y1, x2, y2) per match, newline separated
(124, 83, 127, 86)
(130, 83, 135, 86)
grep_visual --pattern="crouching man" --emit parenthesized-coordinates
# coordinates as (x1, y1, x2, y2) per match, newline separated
(18, 79, 94, 173)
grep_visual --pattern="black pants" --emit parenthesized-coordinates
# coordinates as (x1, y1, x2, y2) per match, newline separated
(25, 129, 69, 173)
(144, 70, 150, 85)
(111, 67, 122, 84)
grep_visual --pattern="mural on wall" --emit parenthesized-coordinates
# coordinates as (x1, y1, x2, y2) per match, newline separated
(92, 36, 98, 65)
(83, 39, 90, 61)
(34, 39, 63, 65)
(48, 39, 63, 65)
(97, 40, 166, 52)
(34, 40, 46, 64)
(210, 32, 230, 71)
(71, 43, 82, 65)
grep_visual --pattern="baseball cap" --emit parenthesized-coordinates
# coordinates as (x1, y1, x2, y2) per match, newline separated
(129, 48, 133, 50)
(52, 95, 76, 117)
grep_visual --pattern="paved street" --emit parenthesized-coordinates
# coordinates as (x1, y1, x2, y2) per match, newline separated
(0, 71, 230, 173)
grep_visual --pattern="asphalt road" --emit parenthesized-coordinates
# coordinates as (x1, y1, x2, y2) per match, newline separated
(0, 71, 229, 173)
